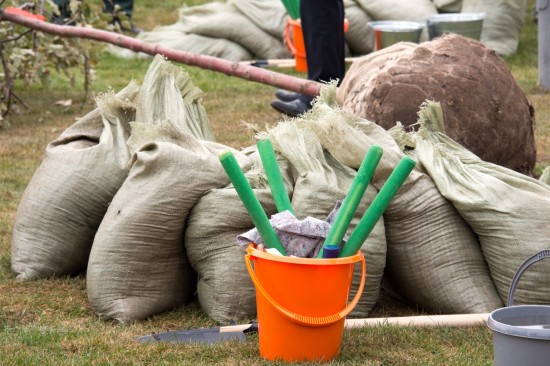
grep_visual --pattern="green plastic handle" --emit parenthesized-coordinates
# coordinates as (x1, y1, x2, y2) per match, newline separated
(338, 156, 416, 258)
(317, 145, 383, 258)
(257, 139, 295, 215)
(219, 150, 287, 255)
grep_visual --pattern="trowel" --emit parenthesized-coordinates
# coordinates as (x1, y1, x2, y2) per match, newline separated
(137, 322, 258, 344)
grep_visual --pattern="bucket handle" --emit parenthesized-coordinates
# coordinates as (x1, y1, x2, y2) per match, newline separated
(508, 249, 550, 306)
(284, 19, 298, 56)
(245, 251, 366, 327)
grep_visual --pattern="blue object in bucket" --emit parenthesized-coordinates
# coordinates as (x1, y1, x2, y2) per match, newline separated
(488, 250, 550, 366)
(321, 245, 340, 258)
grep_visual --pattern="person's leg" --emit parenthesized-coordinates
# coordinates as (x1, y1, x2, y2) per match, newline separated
(52, 0, 69, 6)
(301, 0, 345, 85)
(103, 0, 133, 18)
(51, 0, 73, 24)
(271, 0, 345, 116)
(103, 0, 140, 34)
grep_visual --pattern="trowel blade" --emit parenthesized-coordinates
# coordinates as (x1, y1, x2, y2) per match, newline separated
(137, 323, 257, 344)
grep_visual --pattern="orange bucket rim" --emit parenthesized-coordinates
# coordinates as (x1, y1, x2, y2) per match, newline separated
(246, 243, 362, 264)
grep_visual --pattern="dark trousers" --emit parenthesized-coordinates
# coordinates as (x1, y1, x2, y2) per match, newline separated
(300, 0, 345, 86)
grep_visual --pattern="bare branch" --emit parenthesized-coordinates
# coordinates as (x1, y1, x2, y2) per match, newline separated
(0, 10, 323, 97)
(10, 90, 31, 110)
(1, 28, 34, 44)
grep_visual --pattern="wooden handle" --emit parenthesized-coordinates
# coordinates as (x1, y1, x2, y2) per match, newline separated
(217, 313, 490, 334)
(344, 313, 490, 328)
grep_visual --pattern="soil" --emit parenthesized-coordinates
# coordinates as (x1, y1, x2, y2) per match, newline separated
(338, 34, 536, 175)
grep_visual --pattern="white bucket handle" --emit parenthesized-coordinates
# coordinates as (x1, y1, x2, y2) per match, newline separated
(508, 249, 550, 306)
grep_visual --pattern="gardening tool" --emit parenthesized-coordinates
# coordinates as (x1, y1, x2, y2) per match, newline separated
(257, 139, 295, 215)
(137, 313, 490, 344)
(488, 249, 550, 366)
(317, 145, 383, 258)
(137, 323, 258, 344)
(338, 155, 416, 257)
(218, 150, 287, 255)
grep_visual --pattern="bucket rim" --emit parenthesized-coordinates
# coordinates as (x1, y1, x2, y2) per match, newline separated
(488, 305, 550, 341)
(426, 12, 486, 23)
(246, 244, 362, 264)
(368, 21, 425, 32)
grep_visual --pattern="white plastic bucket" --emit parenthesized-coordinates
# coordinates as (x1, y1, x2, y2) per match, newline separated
(488, 250, 550, 366)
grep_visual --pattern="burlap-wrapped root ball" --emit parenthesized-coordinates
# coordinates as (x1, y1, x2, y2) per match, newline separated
(338, 34, 536, 175)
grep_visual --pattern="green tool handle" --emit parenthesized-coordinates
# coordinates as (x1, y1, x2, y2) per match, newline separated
(257, 139, 295, 215)
(317, 145, 383, 258)
(338, 156, 416, 258)
(219, 150, 287, 256)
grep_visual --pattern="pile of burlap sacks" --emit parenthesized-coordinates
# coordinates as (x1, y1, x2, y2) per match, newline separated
(11, 54, 550, 325)
(108, 0, 527, 61)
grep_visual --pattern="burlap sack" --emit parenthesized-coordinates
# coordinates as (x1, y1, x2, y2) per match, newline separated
(184, 146, 282, 324)
(462, 0, 526, 56)
(109, 28, 254, 61)
(87, 138, 243, 323)
(258, 109, 386, 318)
(11, 82, 139, 280)
(178, 1, 290, 60)
(409, 101, 550, 306)
(432, 0, 463, 12)
(541, 166, 550, 185)
(355, 0, 438, 22)
(133, 55, 215, 145)
(231, 0, 288, 39)
(86, 56, 223, 323)
(311, 86, 503, 313)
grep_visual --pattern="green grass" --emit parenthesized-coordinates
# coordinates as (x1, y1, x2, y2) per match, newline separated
(1, 0, 549, 364)
(501, 6, 538, 92)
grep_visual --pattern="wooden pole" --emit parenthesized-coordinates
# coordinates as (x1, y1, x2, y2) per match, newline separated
(538, 0, 550, 91)
(0, 8, 323, 97)
(344, 313, 490, 328)
(217, 313, 490, 333)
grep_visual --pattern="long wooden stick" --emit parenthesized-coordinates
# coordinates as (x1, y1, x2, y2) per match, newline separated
(0, 8, 323, 97)
(344, 313, 490, 328)
(218, 313, 490, 333)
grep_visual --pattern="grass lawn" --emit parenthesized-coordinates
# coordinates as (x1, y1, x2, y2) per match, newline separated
(0, 0, 548, 364)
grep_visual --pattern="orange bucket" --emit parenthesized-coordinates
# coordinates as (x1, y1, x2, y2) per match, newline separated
(245, 244, 365, 363)
(284, 18, 349, 73)
(284, 19, 308, 73)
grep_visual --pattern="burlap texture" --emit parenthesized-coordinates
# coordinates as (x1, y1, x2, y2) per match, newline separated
(11, 82, 139, 280)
